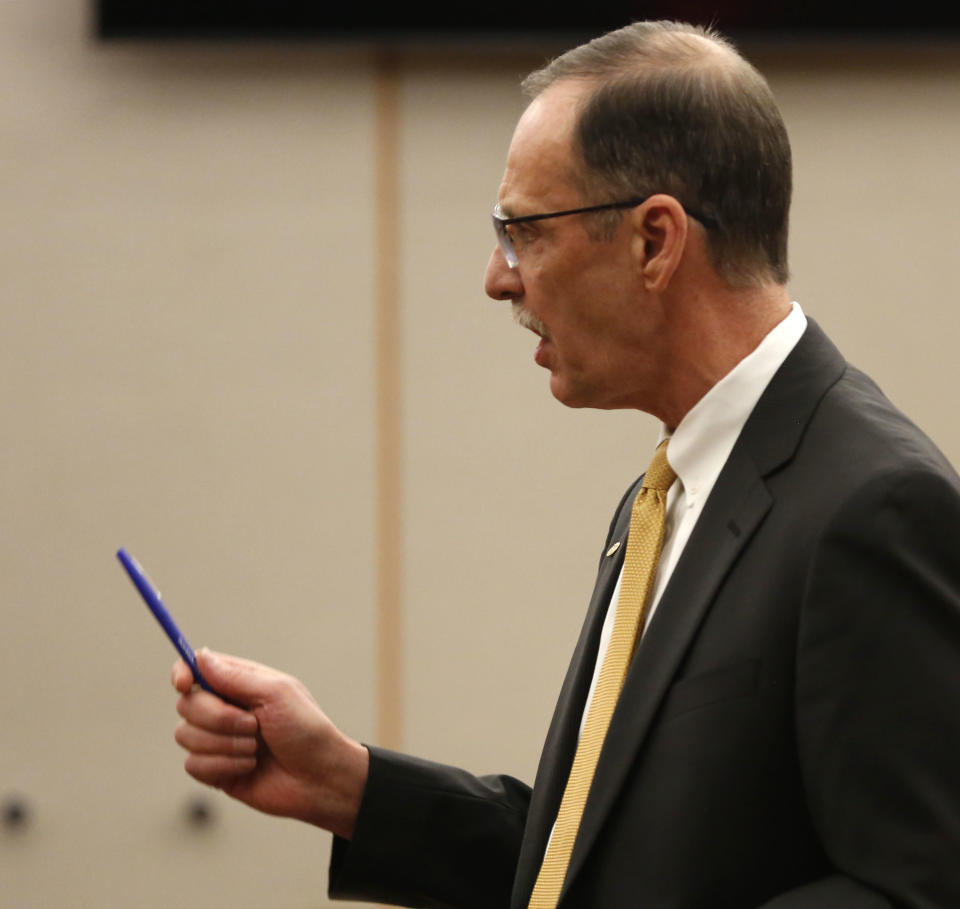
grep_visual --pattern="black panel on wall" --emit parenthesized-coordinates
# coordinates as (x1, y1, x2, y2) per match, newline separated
(96, 1, 960, 41)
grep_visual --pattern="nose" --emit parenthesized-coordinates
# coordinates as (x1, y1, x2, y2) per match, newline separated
(484, 245, 524, 302)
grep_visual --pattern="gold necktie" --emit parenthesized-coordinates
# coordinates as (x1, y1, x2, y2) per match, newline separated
(527, 442, 676, 909)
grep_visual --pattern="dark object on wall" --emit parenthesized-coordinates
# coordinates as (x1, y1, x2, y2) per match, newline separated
(185, 795, 215, 828)
(2, 795, 30, 831)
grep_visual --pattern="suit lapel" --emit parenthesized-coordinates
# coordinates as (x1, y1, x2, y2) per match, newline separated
(562, 450, 772, 891)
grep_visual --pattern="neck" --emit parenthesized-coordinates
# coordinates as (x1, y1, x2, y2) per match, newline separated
(652, 283, 792, 430)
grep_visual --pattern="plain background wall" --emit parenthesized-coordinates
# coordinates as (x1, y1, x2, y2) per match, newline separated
(2, 3, 959, 907)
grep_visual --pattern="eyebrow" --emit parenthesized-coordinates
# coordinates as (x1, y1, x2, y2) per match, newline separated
(495, 194, 549, 220)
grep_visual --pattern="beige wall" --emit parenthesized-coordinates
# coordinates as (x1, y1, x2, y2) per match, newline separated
(2, 4, 959, 907)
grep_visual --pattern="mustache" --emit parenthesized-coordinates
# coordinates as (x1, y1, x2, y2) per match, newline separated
(512, 303, 549, 339)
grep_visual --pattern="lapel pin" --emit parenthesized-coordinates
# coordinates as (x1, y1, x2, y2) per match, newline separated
(606, 540, 622, 557)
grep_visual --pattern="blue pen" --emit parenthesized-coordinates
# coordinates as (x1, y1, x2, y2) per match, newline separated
(117, 547, 220, 697)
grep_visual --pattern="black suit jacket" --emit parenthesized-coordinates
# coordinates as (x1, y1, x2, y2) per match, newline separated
(330, 321, 960, 908)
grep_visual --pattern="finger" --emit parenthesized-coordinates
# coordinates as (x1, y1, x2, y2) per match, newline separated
(174, 720, 258, 757)
(184, 752, 258, 786)
(171, 658, 195, 693)
(176, 689, 259, 736)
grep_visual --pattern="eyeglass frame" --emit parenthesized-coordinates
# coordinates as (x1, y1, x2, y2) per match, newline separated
(492, 197, 718, 268)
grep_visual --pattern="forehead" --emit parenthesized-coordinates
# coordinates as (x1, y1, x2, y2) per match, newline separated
(498, 80, 588, 214)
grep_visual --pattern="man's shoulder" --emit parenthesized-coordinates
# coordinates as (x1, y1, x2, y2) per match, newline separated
(751, 318, 956, 487)
(817, 360, 956, 482)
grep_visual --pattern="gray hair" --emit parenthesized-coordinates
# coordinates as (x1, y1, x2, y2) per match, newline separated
(522, 21, 792, 287)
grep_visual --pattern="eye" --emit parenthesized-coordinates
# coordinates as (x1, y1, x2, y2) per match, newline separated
(507, 221, 535, 247)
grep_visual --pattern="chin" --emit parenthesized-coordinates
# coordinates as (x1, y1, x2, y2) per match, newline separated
(549, 376, 635, 411)
(549, 375, 592, 409)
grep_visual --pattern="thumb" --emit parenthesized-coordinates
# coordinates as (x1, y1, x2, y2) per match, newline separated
(196, 648, 269, 708)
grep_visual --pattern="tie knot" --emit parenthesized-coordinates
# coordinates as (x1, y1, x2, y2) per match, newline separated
(642, 442, 676, 493)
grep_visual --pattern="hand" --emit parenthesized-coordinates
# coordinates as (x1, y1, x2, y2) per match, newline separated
(172, 649, 369, 839)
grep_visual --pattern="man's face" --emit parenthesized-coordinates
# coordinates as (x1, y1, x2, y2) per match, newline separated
(484, 81, 661, 411)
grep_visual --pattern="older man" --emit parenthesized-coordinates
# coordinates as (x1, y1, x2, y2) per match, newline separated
(172, 21, 960, 909)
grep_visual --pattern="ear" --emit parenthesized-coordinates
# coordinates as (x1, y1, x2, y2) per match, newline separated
(628, 194, 689, 292)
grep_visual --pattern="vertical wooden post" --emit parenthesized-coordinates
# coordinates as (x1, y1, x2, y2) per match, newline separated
(374, 52, 403, 749)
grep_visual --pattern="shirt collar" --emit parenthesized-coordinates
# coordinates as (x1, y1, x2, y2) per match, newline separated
(659, 302, 807, 503)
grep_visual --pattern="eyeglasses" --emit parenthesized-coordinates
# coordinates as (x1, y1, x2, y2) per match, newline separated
(492, 197, 717, 268)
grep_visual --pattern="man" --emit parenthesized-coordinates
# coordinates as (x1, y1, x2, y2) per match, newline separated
(172, 21, 960, 908)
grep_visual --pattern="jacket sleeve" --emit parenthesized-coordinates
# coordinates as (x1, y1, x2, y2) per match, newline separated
(328, 746, 531, 908)
(776, 468, 960, 908)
